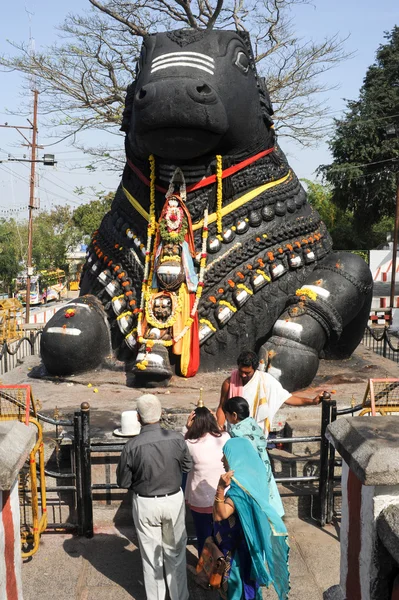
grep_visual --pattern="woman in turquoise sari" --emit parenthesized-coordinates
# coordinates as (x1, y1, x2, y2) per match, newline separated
(213, 437, 290, 600)
(223, 396, 285, 518)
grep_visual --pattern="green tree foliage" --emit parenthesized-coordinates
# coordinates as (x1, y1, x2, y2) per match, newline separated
(31, 206, 80, 271)
(72, 192, 114, 241)
(303, 178, 393, 250)
(302, 178, 358, 248)
(0, 219, 22, 293)
(370, 215, 395, 248)
(301, 179, 337, 229)
(0, 195, 114, 290)
(320, 26, 399, 243)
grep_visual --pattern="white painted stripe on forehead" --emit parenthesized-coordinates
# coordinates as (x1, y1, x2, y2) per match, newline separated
(46, 327, 82, 336)
(152, 51, 214, 64)
(151, 62, 214, 75)
(152, 55, 215, 68)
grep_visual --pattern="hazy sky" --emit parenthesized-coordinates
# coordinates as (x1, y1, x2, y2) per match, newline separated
(0, 0, 397, 220)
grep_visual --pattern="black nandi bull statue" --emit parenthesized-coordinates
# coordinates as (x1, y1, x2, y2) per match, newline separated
(41, 29, 373, 391)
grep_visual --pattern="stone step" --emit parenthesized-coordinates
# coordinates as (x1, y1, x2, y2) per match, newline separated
(283, 419, 323, 454)
(278, 482, 342, 520)
(269, 447, 322, 479)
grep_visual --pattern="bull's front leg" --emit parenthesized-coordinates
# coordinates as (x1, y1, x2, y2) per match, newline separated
(259, 251, 373, 391)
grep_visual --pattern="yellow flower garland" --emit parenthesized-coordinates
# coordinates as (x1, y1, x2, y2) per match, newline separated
(296, 287, 318, 301)
(199, 318, 216, 332)
(219, 300, 237, 313)
(136, 156, 209, 350)
(237, 283, 253, 295)
(144, 286, 184, 329)
(148, 154, 156, 236)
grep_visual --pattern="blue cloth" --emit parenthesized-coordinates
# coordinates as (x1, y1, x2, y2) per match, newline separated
(181, 240, 198, 291)
(222, 437, 290, 600)
(230, 417, 285, 518)
(214, 513, 261, 600)
(190, 510, 213, 556)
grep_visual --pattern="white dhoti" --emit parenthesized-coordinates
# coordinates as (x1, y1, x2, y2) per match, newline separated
(132, 489, 189, 600)
(230, 369, 291, 433)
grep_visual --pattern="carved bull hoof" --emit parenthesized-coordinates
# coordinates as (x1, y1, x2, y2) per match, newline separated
(260, 336, 320, 392)
(41, 296, 111, 376)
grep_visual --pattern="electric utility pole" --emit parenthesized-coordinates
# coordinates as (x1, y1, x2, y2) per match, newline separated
(0, 90, 40, 323)
(25, 89, 39, 325)
(0, 91, 56, 324)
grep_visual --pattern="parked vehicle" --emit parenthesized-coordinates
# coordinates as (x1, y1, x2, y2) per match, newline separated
(14, 269, 66, 306)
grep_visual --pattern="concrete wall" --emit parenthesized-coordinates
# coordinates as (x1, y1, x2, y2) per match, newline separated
(370, 249, 399, 283)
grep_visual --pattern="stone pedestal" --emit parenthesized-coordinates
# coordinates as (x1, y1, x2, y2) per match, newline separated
(0, 421, 36, 600)
(324, 417, 399, 600)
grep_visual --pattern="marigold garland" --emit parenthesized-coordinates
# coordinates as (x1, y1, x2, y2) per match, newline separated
(135, 156, 210, 349)
(256, 269, 271, 282)
(144, 287, 184, 329)
(295, 288, 318, 301)
(199, 318, 216, 332)
(219, 300, 237, 313)
(237, 283, 253, 295)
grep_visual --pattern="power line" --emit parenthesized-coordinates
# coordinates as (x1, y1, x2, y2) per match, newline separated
(323, 157, 399, 173)
(0, 164, 86, 206)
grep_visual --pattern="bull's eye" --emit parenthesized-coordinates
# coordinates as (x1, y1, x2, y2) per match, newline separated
(234, 51, 249, 74)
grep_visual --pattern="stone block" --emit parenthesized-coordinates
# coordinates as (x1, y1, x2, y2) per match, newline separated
(377, 503, 399, 565)
(0, 420, 36, 489)
(326, 416, 399, 486)
(269, 447, 321, 479)
(283, 419, 321, 455)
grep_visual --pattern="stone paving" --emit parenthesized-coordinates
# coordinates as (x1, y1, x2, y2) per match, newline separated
(21, 517, 341, 600)
(2, 343, 398, 429)
(6, 343, 398, 598)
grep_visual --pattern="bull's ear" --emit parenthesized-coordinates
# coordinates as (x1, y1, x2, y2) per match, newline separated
(259, 77, 274, 117)
(120, 82, 136, 133)
(236, 30, 255, 71)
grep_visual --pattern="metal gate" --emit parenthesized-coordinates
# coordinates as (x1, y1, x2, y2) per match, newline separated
(2, 385, 369, 547)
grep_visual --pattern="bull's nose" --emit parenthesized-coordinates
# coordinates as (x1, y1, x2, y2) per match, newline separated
(135, 80, 218, 110)
(134, 84, 156, 109)
(187, 81, 217, 105)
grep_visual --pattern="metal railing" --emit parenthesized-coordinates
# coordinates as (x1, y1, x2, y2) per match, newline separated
(19, 402, 93, 538)
(0, 330, 42, 375)
(318, 399, 364, 526)
(362, 325, 399, 364)
(77, 392, 339, 535)
(28, 394, 362, 537)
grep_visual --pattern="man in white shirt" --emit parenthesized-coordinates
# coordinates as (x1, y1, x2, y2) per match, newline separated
(216, 350, 323, 433)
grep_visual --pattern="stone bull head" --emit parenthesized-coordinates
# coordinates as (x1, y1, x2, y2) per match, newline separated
(124, 29, 275, 161)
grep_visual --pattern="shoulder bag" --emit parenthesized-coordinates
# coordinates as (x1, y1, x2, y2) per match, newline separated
(195, 536, 226, 590)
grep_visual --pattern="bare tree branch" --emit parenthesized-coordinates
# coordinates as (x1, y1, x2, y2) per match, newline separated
(207, 0, 224, 29)
(0, 0, 353, 162)
(88, 0, 148, 36)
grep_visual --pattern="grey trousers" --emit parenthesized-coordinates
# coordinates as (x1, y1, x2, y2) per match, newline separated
(132, 489, 189, 600)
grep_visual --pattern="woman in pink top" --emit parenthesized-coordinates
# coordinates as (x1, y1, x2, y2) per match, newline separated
(185, 407, 230, 556)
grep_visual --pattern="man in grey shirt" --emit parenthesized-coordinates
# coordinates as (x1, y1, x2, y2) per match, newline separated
(117, 394, 192, 600)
